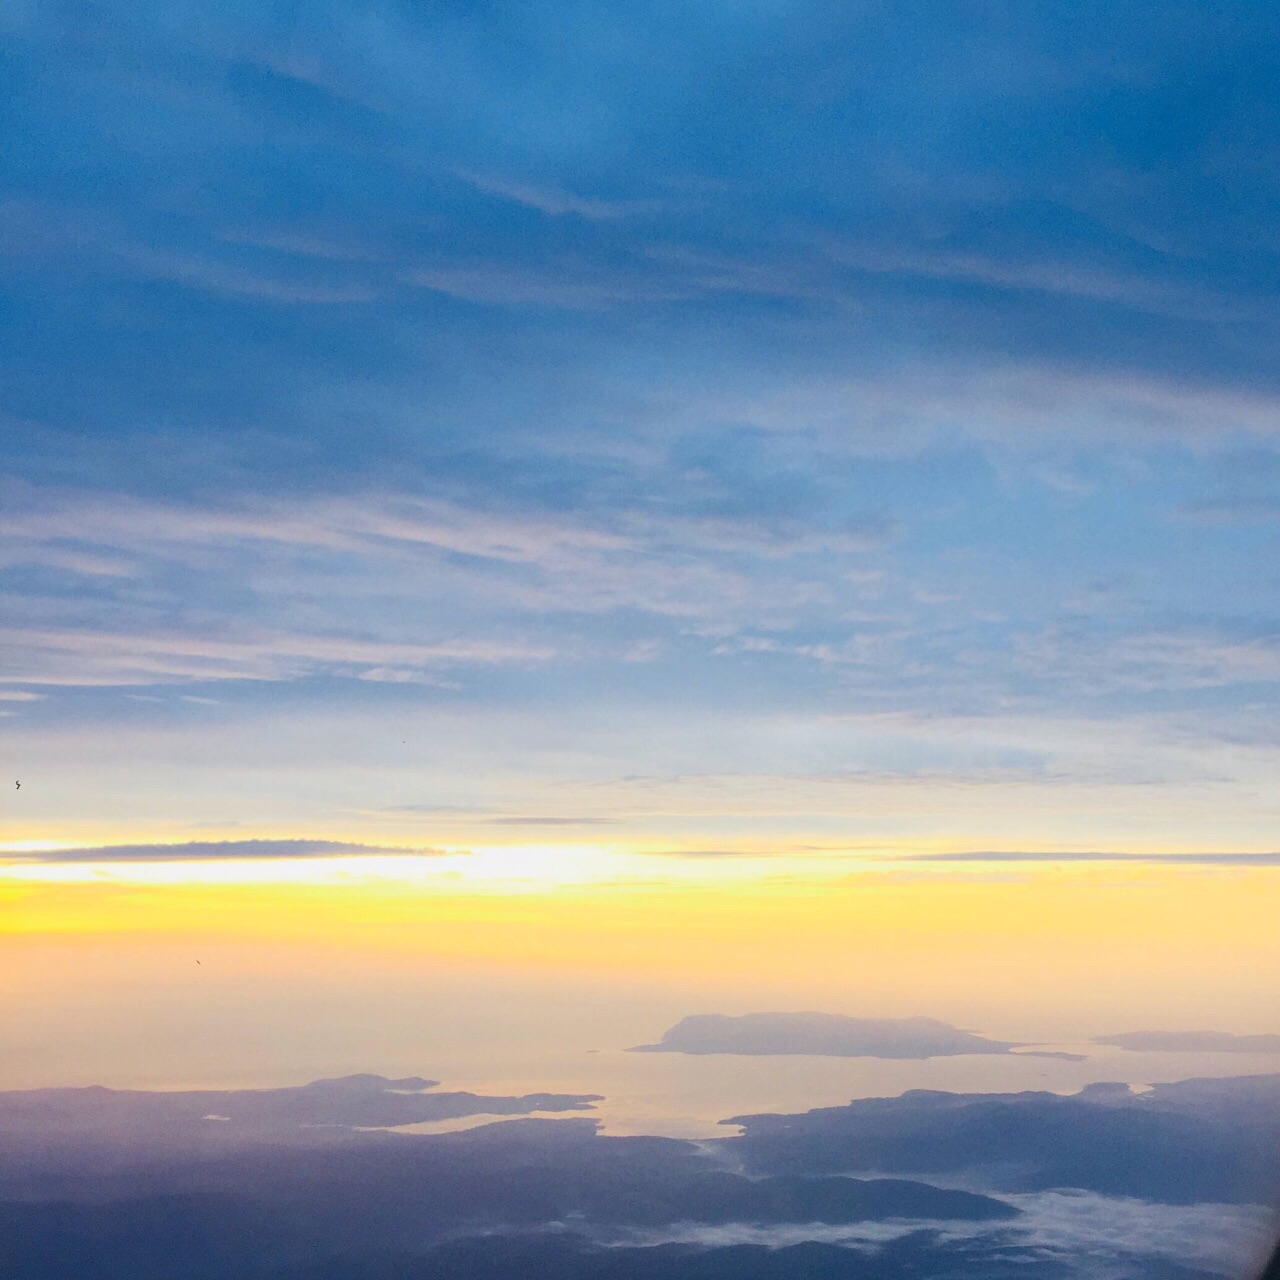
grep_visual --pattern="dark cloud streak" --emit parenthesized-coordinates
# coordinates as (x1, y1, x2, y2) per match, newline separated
(2, 839, 444, 864)
(909, 851, 1280, 865)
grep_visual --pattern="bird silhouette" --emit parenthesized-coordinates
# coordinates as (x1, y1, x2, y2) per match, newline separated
(13, 781, 18, 790)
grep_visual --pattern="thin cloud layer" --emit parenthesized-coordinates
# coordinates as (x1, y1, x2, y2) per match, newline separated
(912, 851, 1280, 865)
(3, 839, 436, 863)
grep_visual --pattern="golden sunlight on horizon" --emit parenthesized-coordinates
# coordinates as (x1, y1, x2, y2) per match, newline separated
(6, 853, 1279, 1058)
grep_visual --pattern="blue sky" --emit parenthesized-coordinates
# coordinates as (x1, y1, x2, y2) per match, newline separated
(4, 0, 1280, 850)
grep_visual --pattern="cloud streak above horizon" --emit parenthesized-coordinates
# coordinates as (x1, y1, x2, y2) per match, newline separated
(0, 839, 439, 864)
(909, 851, 1280, 866)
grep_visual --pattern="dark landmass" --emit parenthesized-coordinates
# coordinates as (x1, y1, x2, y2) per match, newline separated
(0, 1221, 1058, 1280)
(2, 1212, 1236, 1280)
(0, 1107, 1013, 1223)
(630, 1012, 1085, 1059)
(4, 1071, 1277, 1280)
(0, 1111, 1017, 1280)
(0, 1072, 600, 1149)
(726, 1075, 1280, 1204)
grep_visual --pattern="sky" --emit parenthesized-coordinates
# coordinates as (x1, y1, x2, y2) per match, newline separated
(2, 0, 1280, 855)
(6, 12, 1280, 1279)
(4, 0, 1280, 1113)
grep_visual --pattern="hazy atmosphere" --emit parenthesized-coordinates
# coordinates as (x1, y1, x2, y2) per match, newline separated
(4, 2, 1280, 1278)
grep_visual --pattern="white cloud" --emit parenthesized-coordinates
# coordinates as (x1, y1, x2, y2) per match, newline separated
(597, 1191, 1274, 1278)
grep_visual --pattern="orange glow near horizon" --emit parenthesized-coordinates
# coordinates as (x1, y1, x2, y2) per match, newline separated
(6, 853, 1279, 1035)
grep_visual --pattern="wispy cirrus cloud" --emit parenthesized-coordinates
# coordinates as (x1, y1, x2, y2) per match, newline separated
(819, 238, 1250, 322)
(1177, 496, 1280, 525)
(0, 625, 556, 687)
(6, 0, 1280, 848)
(458, 172, 673, 221)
